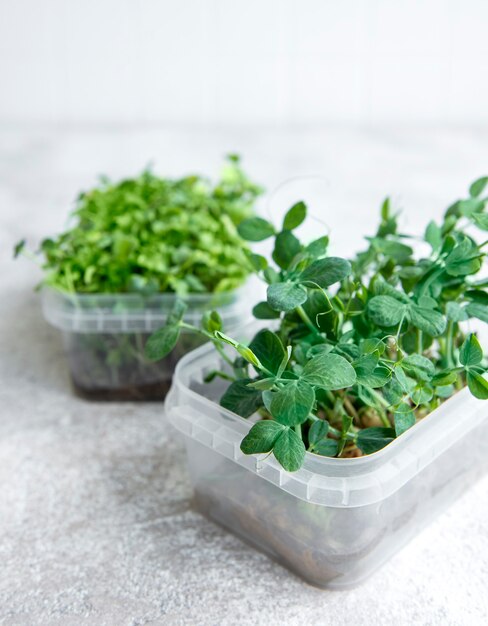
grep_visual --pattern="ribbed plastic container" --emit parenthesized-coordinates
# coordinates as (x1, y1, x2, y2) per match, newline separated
(164, 339, 488, 588)
(42, 285, 252, 401)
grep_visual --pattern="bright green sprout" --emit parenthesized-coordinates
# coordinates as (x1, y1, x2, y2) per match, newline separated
(17, 155, 263, 295)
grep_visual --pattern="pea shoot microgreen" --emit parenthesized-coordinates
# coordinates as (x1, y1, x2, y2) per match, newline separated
(149, 177, 488, 471)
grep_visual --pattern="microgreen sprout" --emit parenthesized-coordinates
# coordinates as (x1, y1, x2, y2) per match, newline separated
(151, 178, 488, 470)
(17, 155, 262, 295)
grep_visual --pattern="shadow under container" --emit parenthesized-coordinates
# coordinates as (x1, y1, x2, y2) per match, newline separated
(165, 340, 488, 589)
(42, 286, 250, 401)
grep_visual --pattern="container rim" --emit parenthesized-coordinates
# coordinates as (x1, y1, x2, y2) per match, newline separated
(40, 283, 249, 304)
(40, 280, 257, 333)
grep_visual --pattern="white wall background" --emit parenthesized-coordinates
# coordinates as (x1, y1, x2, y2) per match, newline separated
(1, 0, 488, 125)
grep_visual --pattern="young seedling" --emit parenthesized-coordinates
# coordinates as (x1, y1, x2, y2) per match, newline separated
(149, 178, 488, 470)
(16, 155, 262, 295)
(16, 156, 263, 399)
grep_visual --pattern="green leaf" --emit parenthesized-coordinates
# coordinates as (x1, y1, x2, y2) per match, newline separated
(354, 354, 391, 388)
(467, 371, 488, 399)
(353, 353, 378, 377)
(220, 379, 264, 418)
(301, 353, 357, 390)
(466, 302, 488, 323)
(269, 380, 315, 426)
(13, 239, 26, 258)
(459, 334, 483, 367)
(272, 230, 301, 269)
(359, 366, 391, 388)
(410, 305, 446, 337)
(305, 236, 329, 258)
(394, 404, 416, 436)
(249, 330, 286, 375)
(457, 198, 485, 217)
(247, 252, 268, 271)
(314, 439, 339, 457)
(469, 176, 488, 198)
(472, 213, 488, 231)
(237, 217, 275, 241)
(283, 201, 307, 231)
(402, 354, 435, 382)
(308, 420, 329, 446)
(372, 238, 413, 262)
(411, 383, 433, 405)
(395, 365, 416, 393)
(263, 267, 280, 284)
(367, 295, 407, 327)
(144, 324, 180, 361)
(240, 421, 286, 454)
(361, 338, 386, 355)
(299, 257, 351, 288)
(382, 379, 404, 406)
(466, 290, 488, 305)
(267, 281, 308, 312)
(432, 371, 457, 386)
(436, 384, 454, 398)
(425, 221, 442, 251)
(273, 428, 306, 471)
(445, 237, 482, 277)
(356, 427, 396, 455)
(252, 301, 281, 319)
(446, 301, 468, 322)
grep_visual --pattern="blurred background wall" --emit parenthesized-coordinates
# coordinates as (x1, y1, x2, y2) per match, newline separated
(1, 0, 488, 126)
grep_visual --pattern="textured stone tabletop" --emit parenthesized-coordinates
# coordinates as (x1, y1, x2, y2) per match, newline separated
(1, 126, 487, 626)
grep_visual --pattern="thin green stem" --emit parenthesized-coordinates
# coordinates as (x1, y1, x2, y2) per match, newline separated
(179, 322, 235, 367)
(204, 370, 236, 383)
(395, 311, 406, 345)
(296, 305, 320, 336)
(417, 329, 423, 354)
(446, 320, 454, 368)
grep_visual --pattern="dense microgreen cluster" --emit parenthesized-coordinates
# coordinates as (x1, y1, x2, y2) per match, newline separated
(149, 179, 488, 471)
(16, 155, 262, 295)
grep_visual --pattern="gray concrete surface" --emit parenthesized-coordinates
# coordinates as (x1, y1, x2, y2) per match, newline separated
(1, 126, 487, 626)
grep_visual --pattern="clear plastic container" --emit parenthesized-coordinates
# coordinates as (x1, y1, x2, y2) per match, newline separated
(42, 285, 253, 401)
(164, 336, 488, 589)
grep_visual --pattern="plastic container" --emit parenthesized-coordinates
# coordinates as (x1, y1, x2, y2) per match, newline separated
(42, 286, 252, 401)
(165, 336, 488, 589)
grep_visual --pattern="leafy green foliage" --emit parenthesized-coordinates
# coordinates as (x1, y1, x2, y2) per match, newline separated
(356, 428, 396, 454)
(145, 325, 181, 361)
(283, 201, 307, 231)
(237, 217, 275, 241)
(240, 421, 285, 453)
(301, 353, 357, 389)
(221, 379, 264, 418)
(267, 282, 308, 311)
(459, 334, 488, 398)
(268, 380, 315, 426)
(23, 156, 262, 295)
(272, 428, 306, 471)
(148, 180, 487, 471)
